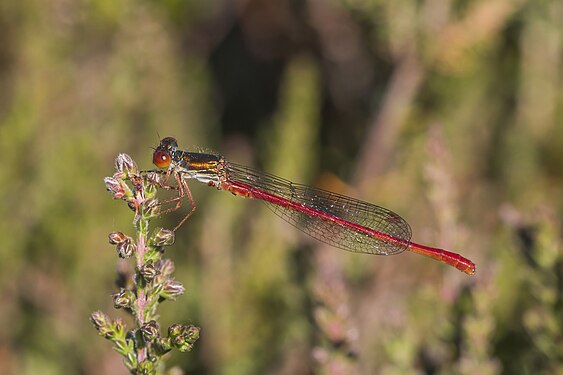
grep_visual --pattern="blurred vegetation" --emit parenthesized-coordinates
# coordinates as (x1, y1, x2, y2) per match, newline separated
(0, 0, 561, 374)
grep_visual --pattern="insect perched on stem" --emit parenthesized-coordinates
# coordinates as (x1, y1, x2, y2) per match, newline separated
(151, 137, 476, 275)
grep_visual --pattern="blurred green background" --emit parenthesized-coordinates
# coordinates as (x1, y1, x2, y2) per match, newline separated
(0, 0, 561, 374)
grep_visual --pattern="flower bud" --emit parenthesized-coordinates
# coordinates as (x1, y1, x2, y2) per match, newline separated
(152, 274, 166, 285)
(143, 198, 160, 218)
(141, 320, 160, 343)
(168, 323, 183, 339)
(155, 259, 175, 276)
(171, 335, 188, 352)
(116, 240, 136, 259)
(150, 228, 175, 247)
(104, 176, 132, 200)
(184, 325, 200, 342)
(108, 231, 129, 245)
(170, 324, 200, 352)
(113, 318, 126, 336)
(90, 311, 113, 338)
(113, 288, 134, 309)
(104, 176, 121, 192)
(138, 261, 158, 282)
(104, 177, 123, 198)
(160, 279, 185, 300)
(115, 154, 139, 178)
(138, 360, 155, 374)
(144, 172, 161, 197)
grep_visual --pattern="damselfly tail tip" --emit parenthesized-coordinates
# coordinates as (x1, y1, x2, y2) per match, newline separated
(454, 258, 476, 275)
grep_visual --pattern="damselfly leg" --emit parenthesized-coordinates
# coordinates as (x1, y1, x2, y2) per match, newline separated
(143, 169, 197, 231)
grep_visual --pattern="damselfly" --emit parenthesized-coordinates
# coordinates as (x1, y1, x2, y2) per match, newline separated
(152, 137, 476, 275)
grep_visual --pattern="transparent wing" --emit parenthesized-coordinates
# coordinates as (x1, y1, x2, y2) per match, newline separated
(225, 163, 412, 255)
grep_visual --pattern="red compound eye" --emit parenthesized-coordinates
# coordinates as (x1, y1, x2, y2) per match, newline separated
(153, 150, 171, 168)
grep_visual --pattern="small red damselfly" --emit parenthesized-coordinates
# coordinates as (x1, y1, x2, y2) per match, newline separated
(152, 137, 475, 275)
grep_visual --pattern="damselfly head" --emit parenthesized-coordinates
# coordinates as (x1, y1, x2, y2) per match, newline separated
(153, 137, 178, 169)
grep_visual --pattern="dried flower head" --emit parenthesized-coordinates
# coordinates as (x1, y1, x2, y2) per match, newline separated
(90, 311, 113, 338)
(141, 320, 160, 343)
(138, 261, 158, 282)
(170, 324, 200, 352)
(108, 231, 129, 245)
(160, 279, 185, 300)
(116, 239, 136, 259)
(113, 288, 134, 309)
(115, 153, 139, 179)
(151, 228, 175, 247)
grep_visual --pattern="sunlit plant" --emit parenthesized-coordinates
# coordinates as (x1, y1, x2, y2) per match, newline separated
(90, 154, 199, 375)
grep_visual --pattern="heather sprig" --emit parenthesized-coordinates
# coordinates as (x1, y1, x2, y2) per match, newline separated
(91, 154, 199, 375)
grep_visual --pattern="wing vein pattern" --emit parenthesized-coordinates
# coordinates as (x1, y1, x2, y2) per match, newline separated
(225, 162, 412, 255)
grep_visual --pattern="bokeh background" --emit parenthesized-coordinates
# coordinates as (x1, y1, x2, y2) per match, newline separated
(0, 0, 561, 374)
